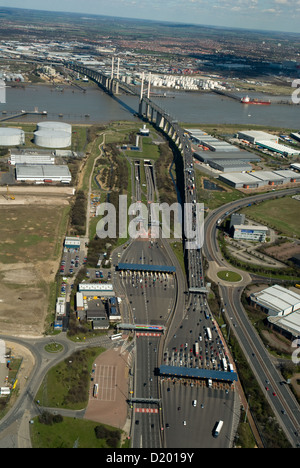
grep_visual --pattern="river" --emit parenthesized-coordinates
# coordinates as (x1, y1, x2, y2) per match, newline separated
(1, 83, 299, 129)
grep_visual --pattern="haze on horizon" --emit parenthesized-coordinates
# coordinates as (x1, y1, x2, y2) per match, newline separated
(1, 0, 300, 34)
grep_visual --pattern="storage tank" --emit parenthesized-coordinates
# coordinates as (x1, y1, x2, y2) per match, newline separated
(34, 130, 71, 148)
(0, 127, 25, 146)
(36, 121, 72, 134)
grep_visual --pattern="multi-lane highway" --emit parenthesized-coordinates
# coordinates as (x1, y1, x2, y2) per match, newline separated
(203, 187, 300, 447)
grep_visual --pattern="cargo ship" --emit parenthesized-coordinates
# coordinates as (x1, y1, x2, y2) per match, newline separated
(241, 95, 271, 105)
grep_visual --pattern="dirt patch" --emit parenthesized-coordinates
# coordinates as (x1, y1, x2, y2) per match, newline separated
(264, 242, 300, 262)
(261, 330, 292, 354)
(0, 202, 70, 337)
(290, 373, 300, 398)
(84, 346, 130, 432)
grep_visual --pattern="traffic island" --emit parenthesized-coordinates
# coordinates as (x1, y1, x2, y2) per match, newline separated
(217, 270, 242, 283)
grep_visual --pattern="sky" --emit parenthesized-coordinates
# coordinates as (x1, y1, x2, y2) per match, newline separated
(1, 0, 300, 34)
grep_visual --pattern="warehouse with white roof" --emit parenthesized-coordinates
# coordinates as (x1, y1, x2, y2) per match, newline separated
(250, 285, 300, 317)
(237, 130, 278, 144)
(15, 164, 71, 184)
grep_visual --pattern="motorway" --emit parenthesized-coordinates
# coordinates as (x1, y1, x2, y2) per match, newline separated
(1, 61, 300, 448)
(203, 186, 300, 447)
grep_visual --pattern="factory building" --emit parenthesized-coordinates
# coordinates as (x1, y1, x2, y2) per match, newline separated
(272, 170, 300, 183)
(249, 171, 286, 186)
(255, 140, 300, 157)
(0, 127, 25, 146)
(250, 285, 300, 317)
(232, 224, 268, 242)
(219, 169, 300, 189)
(291, 132, 300, 143)
(237, 130, 278, 144)
(194, 150, 261, 164)
(229, 213, 245, 229)
(218, 172, 263, 189)
(9, 152, 55, 165)
(15, 164, 71, 184)
(208, 159, 252, 173)
(291, 163, 300, 172)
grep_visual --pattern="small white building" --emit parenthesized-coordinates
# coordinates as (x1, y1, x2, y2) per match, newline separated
(78, 283, 115, 297)
(64, 237, 81, 251)
(56, 297, 66, 316)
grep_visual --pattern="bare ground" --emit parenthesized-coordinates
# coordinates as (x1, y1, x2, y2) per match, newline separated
(84, 346, 130, 433)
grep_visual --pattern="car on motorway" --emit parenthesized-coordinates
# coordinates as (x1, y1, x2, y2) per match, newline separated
(183, 420, 186, 426)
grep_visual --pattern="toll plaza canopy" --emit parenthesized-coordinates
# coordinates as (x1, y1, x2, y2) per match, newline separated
(117, 263, 176, 273)
(159, 365, 238, 383)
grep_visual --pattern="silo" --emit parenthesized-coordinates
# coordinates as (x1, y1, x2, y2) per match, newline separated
(34, 130, 71, 148)
(0, 127, 25, 146)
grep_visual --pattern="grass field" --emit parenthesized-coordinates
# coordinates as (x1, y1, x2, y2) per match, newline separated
(241, 196, 300, 237)
(36, 347, 105, 410)
(217, 270, 242, 282)
(30, 416, 124, 449)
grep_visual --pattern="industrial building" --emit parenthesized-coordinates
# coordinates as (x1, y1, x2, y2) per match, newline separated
(232, 224, 268, 242)
(249, 171, 287, 186)
(250, 285, 300, 317)
(291, 132, 300, 143)
(208, 159, 252, 173)
(218, 172, 262, 189)
(34, 121, 72, 148)
(64, 237, 81, 251)
(255, 140, 300, 157)
(272, 170, 300, 183)
(237, 130, 278, 144)
(86, 300, 109, 330)
(15, 164, 71, 184)
(9, 152, 55, 165)
(75, 292, 112, 329)
(229, 213, 245, 229)
(194, 150, 261, 164)
(0, 127, 25, 146)
(78, 283, 115, 297)
(291, 163, 300, 171)
(219, 169, 300, 189)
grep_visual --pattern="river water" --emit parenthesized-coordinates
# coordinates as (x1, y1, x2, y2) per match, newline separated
(1, 83, 299, 129)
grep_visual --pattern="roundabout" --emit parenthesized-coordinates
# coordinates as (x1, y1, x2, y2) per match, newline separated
(217, 270, 242, 283)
